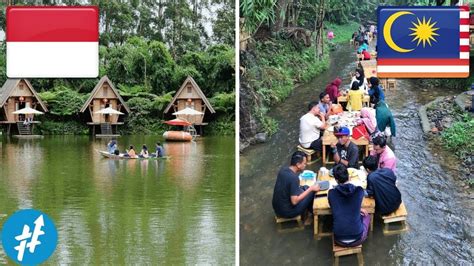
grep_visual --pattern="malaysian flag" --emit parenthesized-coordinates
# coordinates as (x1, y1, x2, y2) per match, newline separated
(377, 6, 470, 78)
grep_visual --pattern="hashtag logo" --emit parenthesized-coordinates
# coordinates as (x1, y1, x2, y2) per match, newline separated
(1, 210, 57, 264)
(14, 215, 45, 261)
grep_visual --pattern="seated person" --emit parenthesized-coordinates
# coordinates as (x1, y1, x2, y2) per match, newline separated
(363, 156, 401, 215)
(347, 81, 364, 111)
(371, 135, 396, 171)
(107, 140, 117, 154)
(139, 144, 149, 158)
(328, 164, 370, 247)
(357, 107, 378, 139)
(272, 151, 320, 222)
(124, 145, 137, 158)
(317, 92, 333, 119)
(155, 142, 165, 157)
(350, 68, 367, 92)
(325, 78, 342, 104)
(362, 49, 371, 60)
(331, 127, 359, 168)
(299, 102, 328, 153)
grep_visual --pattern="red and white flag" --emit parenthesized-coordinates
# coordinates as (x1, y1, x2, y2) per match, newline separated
(6, 6, 99, 78)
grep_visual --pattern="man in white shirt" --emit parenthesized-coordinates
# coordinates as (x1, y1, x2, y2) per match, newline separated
(299, 101, 328, 152)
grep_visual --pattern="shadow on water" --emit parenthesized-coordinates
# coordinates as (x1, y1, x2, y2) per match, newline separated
(240, 44, 472, 265)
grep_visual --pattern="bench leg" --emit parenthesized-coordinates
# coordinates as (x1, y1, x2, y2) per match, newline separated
(357, 253, 364, 266)
(334, 256, 339, 266)
(370, 214, 374, 232)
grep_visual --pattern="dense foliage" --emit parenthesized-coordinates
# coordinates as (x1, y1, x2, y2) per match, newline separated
(0, 0, 235, 135)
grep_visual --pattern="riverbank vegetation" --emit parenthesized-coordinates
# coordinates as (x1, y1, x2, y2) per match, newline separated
(240, 0, 367, 149)
(0, 0, 235, 135)
(425, 93, 474, 187)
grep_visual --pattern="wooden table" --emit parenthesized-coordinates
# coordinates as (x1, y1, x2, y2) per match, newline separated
(321, 112, 370, 165)
(313, 171, 375, 237)
(359, 59, 377, 78)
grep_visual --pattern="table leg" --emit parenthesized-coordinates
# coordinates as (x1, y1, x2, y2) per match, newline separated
(365, 144, 369, 157)
(314, 215, 319, 236)
(322, 145, 326, 166)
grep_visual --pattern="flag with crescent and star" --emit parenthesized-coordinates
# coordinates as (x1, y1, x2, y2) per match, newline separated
(377, 6, 470, 78)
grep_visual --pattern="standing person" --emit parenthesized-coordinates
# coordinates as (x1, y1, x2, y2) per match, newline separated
(272, 151, 321, 222)
(155, 142, 165, 157)
(325, 77, 342, 104)
(368, 77, 385, 106)
(317, 91, 333, 119)
(299, 102, 328, 153)
(328, 164, 370, 247)
(347, 81, 364, 112)
(363, 156, 402, 215)
(140, 144, 149, 158)
(370, 136, 397, 171)
(351, 31, 358, 45)
(375, 100, 396, 138)
(331, 127, 360, 168)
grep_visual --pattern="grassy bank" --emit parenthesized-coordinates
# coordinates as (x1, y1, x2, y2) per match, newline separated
(244, 22, 358, 136)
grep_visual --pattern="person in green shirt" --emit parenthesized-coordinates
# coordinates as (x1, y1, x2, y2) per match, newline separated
(375, 100, 396, 138)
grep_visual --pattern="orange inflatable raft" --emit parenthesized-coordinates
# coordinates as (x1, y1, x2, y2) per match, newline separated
(163, 131, 193, 141)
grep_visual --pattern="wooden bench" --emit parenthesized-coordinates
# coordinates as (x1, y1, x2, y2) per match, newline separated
(275, 215, 304, 232)
(297, 145, 318, 165)
(387, 79, 397, 90)
(382, 202, 408, 235)
(333, 237, 363, 266)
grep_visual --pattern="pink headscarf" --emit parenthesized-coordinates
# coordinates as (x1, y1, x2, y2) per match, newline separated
(360, 107, 377, 133)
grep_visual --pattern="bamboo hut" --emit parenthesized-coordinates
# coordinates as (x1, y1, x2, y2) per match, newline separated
(164, 76, 215, 131)
(80, 76, 130, 136)
(0, 79, 48, 135)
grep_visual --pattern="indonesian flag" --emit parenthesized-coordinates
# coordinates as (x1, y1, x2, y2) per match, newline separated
(6, 6, 99, 78)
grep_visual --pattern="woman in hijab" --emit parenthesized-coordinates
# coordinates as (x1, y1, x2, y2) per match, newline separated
(351, 68, 367, 92)
(325, 77, 342, 104)
(357, 107, 378, 140)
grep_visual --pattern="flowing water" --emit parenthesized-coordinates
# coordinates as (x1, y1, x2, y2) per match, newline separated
(240, 44, 473, 265)
(0, 135, 235, 265)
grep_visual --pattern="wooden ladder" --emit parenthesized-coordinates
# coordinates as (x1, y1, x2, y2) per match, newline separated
(100, 123, 113, 135)
(16, 122, 32, 135)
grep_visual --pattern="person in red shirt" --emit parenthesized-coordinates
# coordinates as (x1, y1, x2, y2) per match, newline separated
(362, 49, 371, 60)
(325, 77, 342, 104)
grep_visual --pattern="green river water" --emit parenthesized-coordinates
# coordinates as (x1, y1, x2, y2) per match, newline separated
(0, 135, 235, 265)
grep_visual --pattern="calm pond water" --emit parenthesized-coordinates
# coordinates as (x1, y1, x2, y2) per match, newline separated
(240, 44, 473, 265)
(0, 135, 235, 265)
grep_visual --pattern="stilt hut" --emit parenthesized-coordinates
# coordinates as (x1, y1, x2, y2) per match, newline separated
(80, 76, 130, 136)
(0, 79, 48, 135)
(164, 76, 215, 133)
